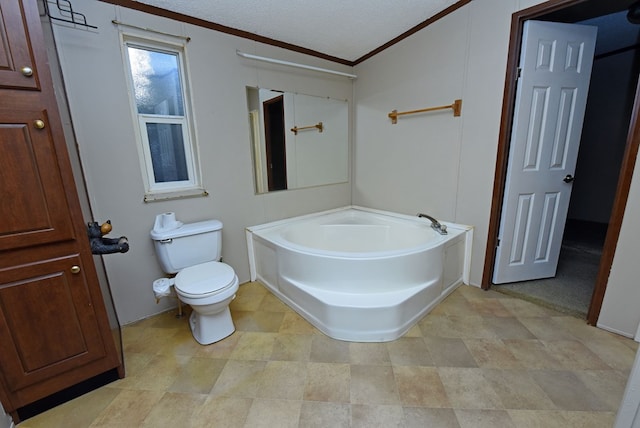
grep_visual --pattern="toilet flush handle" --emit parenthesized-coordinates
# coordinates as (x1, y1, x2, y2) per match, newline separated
(160, 238, 173, 244)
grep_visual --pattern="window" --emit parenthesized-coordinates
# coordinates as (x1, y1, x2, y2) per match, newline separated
(123, 37, 202, 199)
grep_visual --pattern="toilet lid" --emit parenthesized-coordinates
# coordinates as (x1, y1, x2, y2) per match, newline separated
(174, 261, 236, 296)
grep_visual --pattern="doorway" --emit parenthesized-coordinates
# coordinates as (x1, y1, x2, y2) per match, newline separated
(482, 0, 640, 324)
(263, 95, 287, 191)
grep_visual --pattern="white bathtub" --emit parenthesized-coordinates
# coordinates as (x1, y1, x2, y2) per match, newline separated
(246, 206, 472, 342)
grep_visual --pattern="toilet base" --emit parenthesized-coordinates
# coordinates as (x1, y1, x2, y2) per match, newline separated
(189, 307, 235, 345)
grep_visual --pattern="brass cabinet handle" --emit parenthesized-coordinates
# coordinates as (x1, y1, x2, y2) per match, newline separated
(70, 266, 81, 274)
(34, 119, 45, 129)
(21, 66, 33, 77)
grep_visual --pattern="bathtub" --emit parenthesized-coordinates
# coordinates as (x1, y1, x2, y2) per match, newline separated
(246, 206, 472, 342)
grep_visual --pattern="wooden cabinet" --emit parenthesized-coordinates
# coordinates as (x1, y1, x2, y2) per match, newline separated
(0, 0, 122, 421)
(0, 0, 40, 90)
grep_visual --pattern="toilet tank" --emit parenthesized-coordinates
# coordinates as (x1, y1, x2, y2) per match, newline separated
(150, 216, 223, 274)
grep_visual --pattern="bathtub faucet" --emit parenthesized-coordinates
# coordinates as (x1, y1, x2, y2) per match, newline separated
(417, 213, 448, 235)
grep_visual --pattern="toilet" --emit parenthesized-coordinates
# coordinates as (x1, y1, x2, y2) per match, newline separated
(150, 213, 239, 345)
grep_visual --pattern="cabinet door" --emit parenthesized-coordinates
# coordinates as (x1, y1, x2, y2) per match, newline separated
(0, 109, 76, 251)
(0, 0, 40, 90)
(0, 255, 111, 395)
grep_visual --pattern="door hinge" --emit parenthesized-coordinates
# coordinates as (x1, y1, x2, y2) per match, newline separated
(496, 238, 501, 247)
(516, 67, 522, 79)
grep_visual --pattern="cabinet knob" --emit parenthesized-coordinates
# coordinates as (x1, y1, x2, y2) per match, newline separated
(34, 119, 45, 129)
(70, 266, 81, 274)
(21, 66, 33, 77)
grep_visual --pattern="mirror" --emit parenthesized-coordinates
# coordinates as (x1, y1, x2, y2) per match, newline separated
(246, 87, 349, 193)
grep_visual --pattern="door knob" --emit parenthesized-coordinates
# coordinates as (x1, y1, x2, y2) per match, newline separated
(563, 174, 575, 183)
(70, 266, 81, 274)
(34, 119, 45, 129)
(21, 66, 33, 77)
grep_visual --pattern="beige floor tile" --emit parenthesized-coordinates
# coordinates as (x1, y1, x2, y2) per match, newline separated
(552, 315, 621, 342)
(309, 334, 350, 363)
(433, 293, 475, 316)
(394, 366, 449, 407)
(349, 342, 391, 365)
(454, 409, 515, 428)
(232, 310, 284, 333)
(561, 410, 616, 427)
(481, 316, 537, 340)
(270, 333, 312, 361)
(503, 339, 562, 369)
(210, 360, 266, 398)
(499, 297, 559, 318)
(420, 314, 498, 339)
(236, 281, 269, 296)
(482, 369, 556, 410)
(89, 389, 164, 427)
(516, 317, 579, 341)
(403, 323, 423, 337)
(122, 326, 180, 354)
(279, 311, 318, 335)
(17, 387, 121, 428)
(191, 396, 252, 428)
(258, 293, 293, 312)
(386, 336, 433, 366)
(350, 365, 401, 405)
(121, 354, 191, 391)
(229, 292, 265, 312)
(542, 340, 611, 370)
(298, 401, 350, 428)
(351, 404, 404, 428)
(424, 336, 478, 367)
(229, 332, 276, 360)
(255, 360, 307, 400)
(463, 338, 521, 369)
(168, 357, 227, 394)
(574, 369, 630, 411)
(140, 391, 207, 427)
(304, 362, 350, 402)
(438, 367, 503, 409)
(158, 325, 203, 356)
(582, 337, 638, 370)
(402, 407, 460, 428)
(507, 409, 569, 428)
(193, 330, 242, 359)
(529, 370, 609, 411)
(243, 398, 302, 428)
(467, 298, 513, 317)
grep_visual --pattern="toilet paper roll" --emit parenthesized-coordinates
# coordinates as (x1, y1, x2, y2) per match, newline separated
(153, 278, 173, 299)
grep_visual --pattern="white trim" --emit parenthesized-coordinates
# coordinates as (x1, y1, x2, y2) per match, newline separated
(120, 33, 203, 197)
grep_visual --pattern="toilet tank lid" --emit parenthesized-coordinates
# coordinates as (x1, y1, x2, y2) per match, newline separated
(150, 219, 222, 240)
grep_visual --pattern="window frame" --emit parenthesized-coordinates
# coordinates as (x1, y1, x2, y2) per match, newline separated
(121, 34, 204, 201)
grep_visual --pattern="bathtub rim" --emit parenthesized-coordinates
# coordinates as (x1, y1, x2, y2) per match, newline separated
(246, 205, 473, 284)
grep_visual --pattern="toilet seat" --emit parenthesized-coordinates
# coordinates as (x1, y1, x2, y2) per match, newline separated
(174, 261, 237, 299)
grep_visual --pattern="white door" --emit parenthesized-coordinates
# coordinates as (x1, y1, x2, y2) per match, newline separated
(493, 21, 597, 284)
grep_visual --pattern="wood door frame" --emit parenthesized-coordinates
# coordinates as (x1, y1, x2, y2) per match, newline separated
(481, 0, 640, 326)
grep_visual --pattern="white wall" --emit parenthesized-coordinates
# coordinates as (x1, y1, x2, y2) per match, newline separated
(51, 1, 352, 324)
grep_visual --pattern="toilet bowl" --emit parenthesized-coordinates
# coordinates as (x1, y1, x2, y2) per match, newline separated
(174, 261, 239, 345)
(150, 213, 239, 345)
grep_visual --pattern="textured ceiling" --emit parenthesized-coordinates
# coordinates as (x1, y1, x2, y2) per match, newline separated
(133, 0, 461, 62)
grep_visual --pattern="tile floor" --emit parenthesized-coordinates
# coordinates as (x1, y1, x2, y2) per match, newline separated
(17, 282, 638, 428)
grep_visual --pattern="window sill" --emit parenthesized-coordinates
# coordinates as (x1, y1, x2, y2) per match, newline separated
(144, 188, 209, 203)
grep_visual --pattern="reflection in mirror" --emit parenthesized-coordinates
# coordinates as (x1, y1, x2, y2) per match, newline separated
(246, 87, 349, 194)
